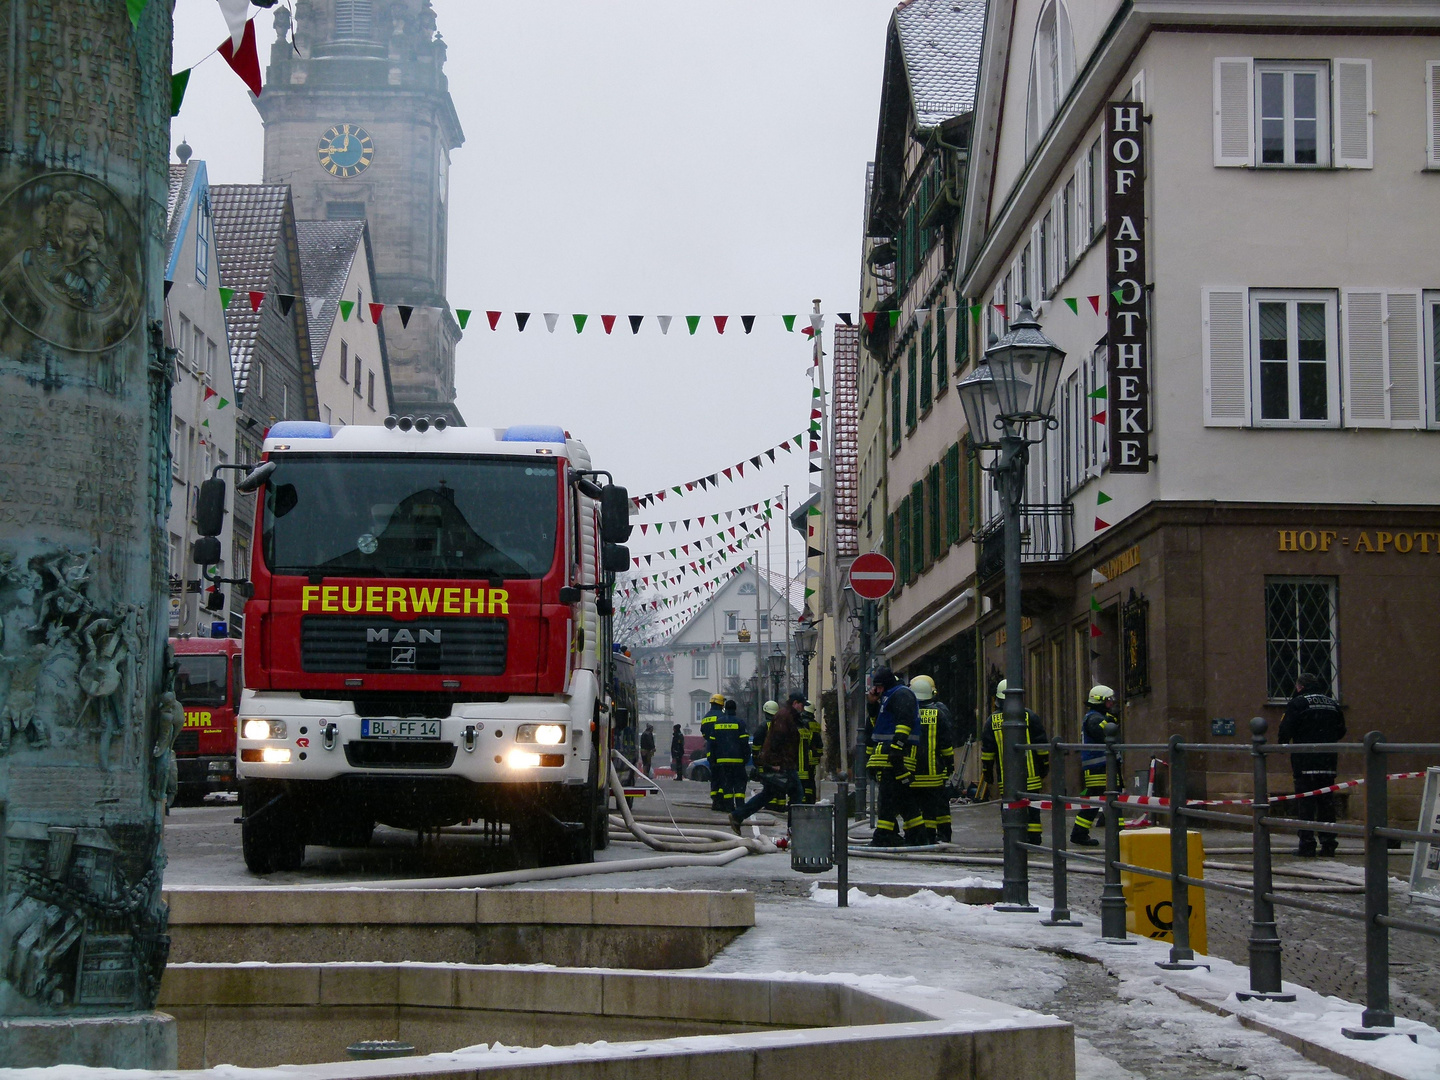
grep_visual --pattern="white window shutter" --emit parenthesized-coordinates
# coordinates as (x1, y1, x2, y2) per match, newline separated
(1385, 291, 1424, 428)
(1333, 59, 1373, 169)
(1074, 162, 1087, 261)
(1213, 57, 1254, 167)
(1427, 62, 1440, 169)
(1203, 289, 1249, 426)
(1343, 290, 1388, 426)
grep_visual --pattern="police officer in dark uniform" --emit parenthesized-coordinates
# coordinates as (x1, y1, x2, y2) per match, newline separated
(980, 680, 1049, 846)
(711, 698, 751, 813)
(1071, 685, 1119, 847)
(907, 676, 955, 844)
(1278, 672, 1347, 857)
(867, 667, 922, 846)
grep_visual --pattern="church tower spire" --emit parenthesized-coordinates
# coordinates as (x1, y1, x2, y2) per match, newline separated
(257, 0, 465, 421)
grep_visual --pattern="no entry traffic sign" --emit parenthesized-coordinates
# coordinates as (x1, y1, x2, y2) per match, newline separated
(848, 553, 896, 600)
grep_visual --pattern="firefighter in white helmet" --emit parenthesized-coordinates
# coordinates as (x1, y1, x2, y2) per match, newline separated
(980, 679, 1049, 845)
(1071, 685, 1120, 847)
(907, 675, 955, 843)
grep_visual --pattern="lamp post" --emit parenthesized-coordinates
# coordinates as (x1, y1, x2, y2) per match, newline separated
(767, 646, 787, 701)
(957, 300, 1065, 912)
(793, 621, 819, 698)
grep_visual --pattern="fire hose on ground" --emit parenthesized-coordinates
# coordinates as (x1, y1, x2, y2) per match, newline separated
(608, 750, 776, 855)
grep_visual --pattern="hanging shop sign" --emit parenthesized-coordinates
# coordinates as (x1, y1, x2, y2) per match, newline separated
(1105, 100, 1150, 473)
(1276, 529, 1440, 553)
(1121, 589, 1150, 698)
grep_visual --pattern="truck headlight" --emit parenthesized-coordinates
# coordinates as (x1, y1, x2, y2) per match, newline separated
(243, 719, 286, 740)
(262, 747, 292, 764)
(515, 723, 565, 745)
(507, 750, 542, 769)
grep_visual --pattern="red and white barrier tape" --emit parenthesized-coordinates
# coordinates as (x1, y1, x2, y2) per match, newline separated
(1004, 772, 1427, 812)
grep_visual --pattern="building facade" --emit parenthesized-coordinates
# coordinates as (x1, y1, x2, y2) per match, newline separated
(164, 153, 237, 638)
(296, 219, 395, 427)
(957, 0, 1440, 807)
(256, 0, 465, 421)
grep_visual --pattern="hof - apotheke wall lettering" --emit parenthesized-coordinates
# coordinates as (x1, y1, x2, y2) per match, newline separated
(1278, 529, 1440, 553)
(1105, 101, 1149, 472)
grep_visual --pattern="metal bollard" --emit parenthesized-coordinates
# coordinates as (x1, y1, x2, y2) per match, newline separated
(1158, 736, 1205, 969)
(1099, 726, 1132, 942)
(835, 779, 850, 909)
(1042, 740, 1082, 926)
(1348, 732, 1395, 1035)
(1238, 717, 1295, 1001)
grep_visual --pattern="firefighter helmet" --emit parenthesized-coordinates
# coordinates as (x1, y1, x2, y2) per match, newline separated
(709, 693, 726, 706)
(994, 679, 1007, 701)
(910, 675, 936, 701)
(1088, 684, 1116, 705)
(763, 700, 779, 715)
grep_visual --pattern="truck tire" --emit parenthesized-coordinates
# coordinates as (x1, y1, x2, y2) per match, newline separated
(510, 818, 543, 870)
(240, 784, 306, 874)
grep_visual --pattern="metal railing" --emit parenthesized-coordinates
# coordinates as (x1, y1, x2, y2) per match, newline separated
(977, 503, 1074, 582)
(1006, 719, 1439, 1040)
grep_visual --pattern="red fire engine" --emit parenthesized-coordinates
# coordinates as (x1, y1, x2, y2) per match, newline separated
(169, 635, 241, 804)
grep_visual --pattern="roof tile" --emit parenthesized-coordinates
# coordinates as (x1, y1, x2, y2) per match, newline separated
(895, 0, 987, 128)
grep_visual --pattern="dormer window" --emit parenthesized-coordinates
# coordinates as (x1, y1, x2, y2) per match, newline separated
(1026, 0, 1076, 154)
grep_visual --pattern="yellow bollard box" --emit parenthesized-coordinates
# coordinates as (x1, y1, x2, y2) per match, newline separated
(1118, 826, 1207, 953)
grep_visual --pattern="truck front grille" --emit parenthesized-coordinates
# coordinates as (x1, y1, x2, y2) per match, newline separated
(301, 616, 507, 676)
(173, 730, 200, 754)
(343, 741, 459, 769)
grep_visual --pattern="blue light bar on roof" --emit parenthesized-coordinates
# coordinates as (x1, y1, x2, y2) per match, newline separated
(268, 421, 334, 439)
(501, 425, 567, 444)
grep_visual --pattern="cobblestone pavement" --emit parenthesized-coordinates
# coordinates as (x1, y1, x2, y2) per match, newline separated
(943, 799, 1440, 1029)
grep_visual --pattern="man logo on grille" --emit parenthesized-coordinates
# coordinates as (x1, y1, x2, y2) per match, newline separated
(391, 646, 417, 666)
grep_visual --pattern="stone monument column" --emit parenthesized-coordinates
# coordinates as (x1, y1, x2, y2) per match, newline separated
(0, 1, 178, 1067)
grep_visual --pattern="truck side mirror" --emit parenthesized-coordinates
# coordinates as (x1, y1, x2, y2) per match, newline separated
(602, 543, 629, 574)
(600, 484, 631, 544)
(596, 596, 613, 617)
(206, 590, 226, 612)
(559, 586, 581, 604)
(192, 536, 222, 566)
(196, 479, 226, 537)
(235, 460, 277, 493)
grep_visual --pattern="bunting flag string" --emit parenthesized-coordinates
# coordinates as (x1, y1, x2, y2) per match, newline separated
(630, 492, 783, 535)
(623, 522, 771, 584)
(630, 434, 807, 508)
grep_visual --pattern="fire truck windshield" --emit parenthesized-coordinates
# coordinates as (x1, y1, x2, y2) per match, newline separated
(261, 454, 559, 579)
(175, 654, 228, 706)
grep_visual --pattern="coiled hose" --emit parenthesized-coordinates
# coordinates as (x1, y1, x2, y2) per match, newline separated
(608, 750, 776, 855)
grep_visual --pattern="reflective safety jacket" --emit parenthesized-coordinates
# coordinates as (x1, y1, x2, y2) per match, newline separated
(907, 702, 955, 787)
(711, 712, 751, 765)
(980, 709, 1049, 793)
(797, 716, 823, 780)
(867, 685, 918, 774)
(1080, 707, 1119, 770)
(699, 707, 723, 760)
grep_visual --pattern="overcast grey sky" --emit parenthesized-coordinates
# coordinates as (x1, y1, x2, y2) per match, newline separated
(172, 1, 895, 602)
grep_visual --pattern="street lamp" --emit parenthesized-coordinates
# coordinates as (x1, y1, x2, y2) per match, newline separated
(793, 621, 819, 698)
(767, 646, 786, 701)
(957, 299, 1065, 912)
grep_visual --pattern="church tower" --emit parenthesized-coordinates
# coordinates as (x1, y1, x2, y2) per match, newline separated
(257, 0, 464, 421)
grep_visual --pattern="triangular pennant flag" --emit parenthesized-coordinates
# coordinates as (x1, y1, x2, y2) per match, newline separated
(368, 302, 384, 323)
(544, 312, 560, 333)
(714, 315, 728, 334)
(217, 18, 263, 98)
(1112, 288, 1125, 305)
(862, 312, 877, 331)
(801, 325, 816, 339)
(456, 309, 472, 329)
(1088, 385, 1107, 399)
(1090, 623, 1104, 638)
(1090, 595, 1103, 612)
(170, 69, 191, 117)
(685, 315, 700, 335)
(203, 386, 217, 402)
(995, 304, 1007, 320)
(809, 461, 822, 473)
(601, 314, 617, 334)
(766, 448, 775, 462)
(515, 312, 530, 331)
(750, 456, 761, 469)
(219, 286, 235, 309)
(723, 468, 732, 480)
(389, 303, 411, 326)
(248, 291, 264, 312)
(970, 304, 983, 321)
(1064, 297, 1078, 314)
(1092, 410, 1107, 425)
(218, 0, 250, 49)
(809, 313, 823, 333)
(741, 315, 755, 334)
(278, 294, 295, 316)
(629, 315, 644, 334)
(201, 418, 210, 428)
(805, 587, 817, 598)
(658, 315, 673, 335)
(735, 463, 744, 477)
(1091, 569, 1108, 586)
(808, 504, 822, 516)
(163, 279, 173, 298)
(782, 315, 797, 332)
(127, 0, 150, 29)
(1095, 517, 1112, 530)
(1088, 295, 1102, 314)
(888, 310, 901, 327)
(807, 547, 824, 558)
(655, 523, 663, 534)
(1096, 491, 1113, 505)
(216, 397, 229, 409)
(838, 313, 853, 327)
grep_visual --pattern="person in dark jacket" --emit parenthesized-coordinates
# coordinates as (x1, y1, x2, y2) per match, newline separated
(866, 667, 923, 845)
(700, 693, 726, 809)
(980, 679, 1049, 845)
(729, 696, 803, 830)
(798, 699, 823, 804)
(669, 723, 686, 781)
(1278, 672, 1347, 857)
(712, 699, 751, 813)
(1071, 685, 1119, 847)
(639, 724, 656, 776)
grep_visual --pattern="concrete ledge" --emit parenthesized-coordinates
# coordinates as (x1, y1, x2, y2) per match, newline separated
(0, 1011, 177, 1069)
(815, 881, 1004, 905)
(163, 888, 754, 969)
(153, 964, 1074, 1077)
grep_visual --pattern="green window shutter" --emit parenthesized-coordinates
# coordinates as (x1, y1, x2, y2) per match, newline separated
(884, 511, 895, 565)
(897, 498, 911, 583)
(956, 305, 969, 370)
(890, 370, 901, 452)
(906, 343, 917, 431)
(944, 444, 961, 545)
(910, 480, 924, 578)
(927, 464, 942, 563)
(937, 310, 949, 392)
(966, 440, 981, 533)
(920, 317, 933, 410)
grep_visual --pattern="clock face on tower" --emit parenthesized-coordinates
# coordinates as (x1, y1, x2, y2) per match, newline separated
(317, 124, 375, 178)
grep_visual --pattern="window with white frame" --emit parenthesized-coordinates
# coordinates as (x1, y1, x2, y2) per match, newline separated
(1252, 292, 1339, 426)
(1264, 577, 1338, 701)
(1087, 137, 1104, 239)
(692, 654, 709, 679)
(1084, 343, 1108, 475)
(1256, 63, 1330, 166)
(1038, 213, 1052, 298)
(725, 655, 740, 679)
(171, 418, 185, 481)
(694, 698, 709, 725)
(724, 611, 738, 633)
(195, 197, 210, 286)
(1428, 293, 1440, 426)
(759, 613, 770, 631)
(177, 314, 191, 366)
(1061, 178, 1075, 277)
(1025, 0, 1076, 153)
(1019, 243, 1032, 305)
(1214, 57, 1372, 169)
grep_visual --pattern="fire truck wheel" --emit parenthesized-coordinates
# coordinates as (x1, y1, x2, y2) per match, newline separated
(510, 818, 543, 870)
(240, 785, 306, 874)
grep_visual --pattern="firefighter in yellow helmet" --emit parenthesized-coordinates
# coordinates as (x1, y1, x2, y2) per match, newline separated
(700, 692, 727, 811)
(798, 698, 823, 804)
(1071, 685, 1119, 847)
(907, 675, 955, 844)
(979, 679, 1049, 844)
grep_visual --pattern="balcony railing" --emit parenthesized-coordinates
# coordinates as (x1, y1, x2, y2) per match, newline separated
(977, 503, 1074, 583)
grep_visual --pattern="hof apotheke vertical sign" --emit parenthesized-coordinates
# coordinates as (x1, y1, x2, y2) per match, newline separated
(1105, 101, 1150, 472)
